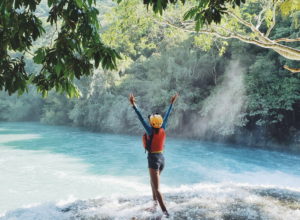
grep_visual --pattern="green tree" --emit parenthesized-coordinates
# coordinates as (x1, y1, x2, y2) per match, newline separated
(245, 55, 300, 134)
(126, 0, 246, 26)
(159, 0, 300, 73)
(102, 0, 162, 60)
(1, 0, 249, 97)
(0, 0, 120, 97)
(40, 91, 74, 124)
(0, 87, 44, 121)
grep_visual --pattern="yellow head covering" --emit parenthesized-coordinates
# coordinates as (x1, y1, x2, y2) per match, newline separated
(149, 114, 163, 128)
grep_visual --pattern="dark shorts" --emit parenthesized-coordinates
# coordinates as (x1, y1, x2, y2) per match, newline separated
(147, 153, 165, 172)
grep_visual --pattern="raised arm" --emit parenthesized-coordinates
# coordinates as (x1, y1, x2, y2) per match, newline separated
(162, 93, 179, 129)
(162, 104, 173, 129)
(129, 94, 152, 135)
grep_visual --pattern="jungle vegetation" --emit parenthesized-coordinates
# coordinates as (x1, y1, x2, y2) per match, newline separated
(0, 0, 248, 97)
(1, 0, 300, 151)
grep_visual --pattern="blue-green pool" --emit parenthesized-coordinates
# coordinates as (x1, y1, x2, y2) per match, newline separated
(1, 122, 300, 219)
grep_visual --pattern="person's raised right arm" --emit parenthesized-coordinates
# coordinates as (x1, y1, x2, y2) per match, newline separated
(129, 94, 152, 135)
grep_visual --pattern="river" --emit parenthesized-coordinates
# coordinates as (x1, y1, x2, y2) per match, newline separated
(0, 122, 300, 219)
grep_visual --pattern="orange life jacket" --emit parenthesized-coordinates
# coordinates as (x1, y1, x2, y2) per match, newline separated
(142, 128, 166, 153)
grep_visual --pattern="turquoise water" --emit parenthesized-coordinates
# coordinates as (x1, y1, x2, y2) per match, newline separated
(1, 122, 300, 219)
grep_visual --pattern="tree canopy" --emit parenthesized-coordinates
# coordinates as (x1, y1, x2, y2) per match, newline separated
(1, 0, 299, 97)
(0, 0, 120, 97)
(127, 0, 246, 28)
(162, 0, 300, 72)
(1, 0, 247, 97)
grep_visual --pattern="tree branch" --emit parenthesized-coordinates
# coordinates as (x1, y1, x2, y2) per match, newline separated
(265, 0, 279, 37)
(158, 1, 300, 74)
(25, 49, 35, 56)
(284, 65, 300, 74)
(161, 17, 300, 62)
(256, 7, 267, 29)
(275, 38, 300, 42)
(227, 11, 272, 43)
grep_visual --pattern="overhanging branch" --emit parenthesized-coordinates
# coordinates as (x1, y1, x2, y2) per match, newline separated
(284, 65, 300, 73)
(227, 11, 271, 43)
(275, 38, 300, 42)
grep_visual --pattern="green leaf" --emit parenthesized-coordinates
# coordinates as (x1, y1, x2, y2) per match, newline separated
(55, 64, 62, 74)
(195, 19, 202, 32)
(33, 48, 45, 64)
(183, 6, 198, 20)
(94, 52, 100, 68)
(48, 0, 53, 7)
(75, 0, 83, 8)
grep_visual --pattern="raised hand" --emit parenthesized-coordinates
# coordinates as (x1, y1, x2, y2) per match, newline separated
(170, 93, 179, 104)
(129, 93, 136, 106)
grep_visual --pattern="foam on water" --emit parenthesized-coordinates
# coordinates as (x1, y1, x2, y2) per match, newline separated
(0, 134, 40, 144)
(186, 164, 300, 188)
(0, 144, 149, 216)
(2, 184, 300, 220)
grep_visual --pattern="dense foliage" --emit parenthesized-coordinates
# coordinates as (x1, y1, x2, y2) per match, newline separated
(0, 0, 120, 97)
(0, 0, 247, 97)
(1, 0, 300, 151)
(123, 0, 246, 30)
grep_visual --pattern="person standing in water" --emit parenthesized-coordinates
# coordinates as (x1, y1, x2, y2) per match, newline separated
(129, 93, 178, 217)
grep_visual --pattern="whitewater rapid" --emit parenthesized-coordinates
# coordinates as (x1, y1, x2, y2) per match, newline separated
(2, 183, 300, 219)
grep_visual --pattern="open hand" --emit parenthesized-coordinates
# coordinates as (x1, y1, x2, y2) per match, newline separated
(129, 93, 136, 106)
(170, 93, 179, 104)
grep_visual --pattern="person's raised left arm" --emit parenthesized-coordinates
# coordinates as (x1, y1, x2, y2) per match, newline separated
(162, 93, 179, 129)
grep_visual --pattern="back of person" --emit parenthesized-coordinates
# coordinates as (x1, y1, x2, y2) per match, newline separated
(129, 93, 178, 218)
(149, 128, 166, 153)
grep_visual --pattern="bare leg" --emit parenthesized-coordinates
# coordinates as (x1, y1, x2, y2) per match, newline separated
(149, 171, 157, 201)
(149, 168, 168, 215)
